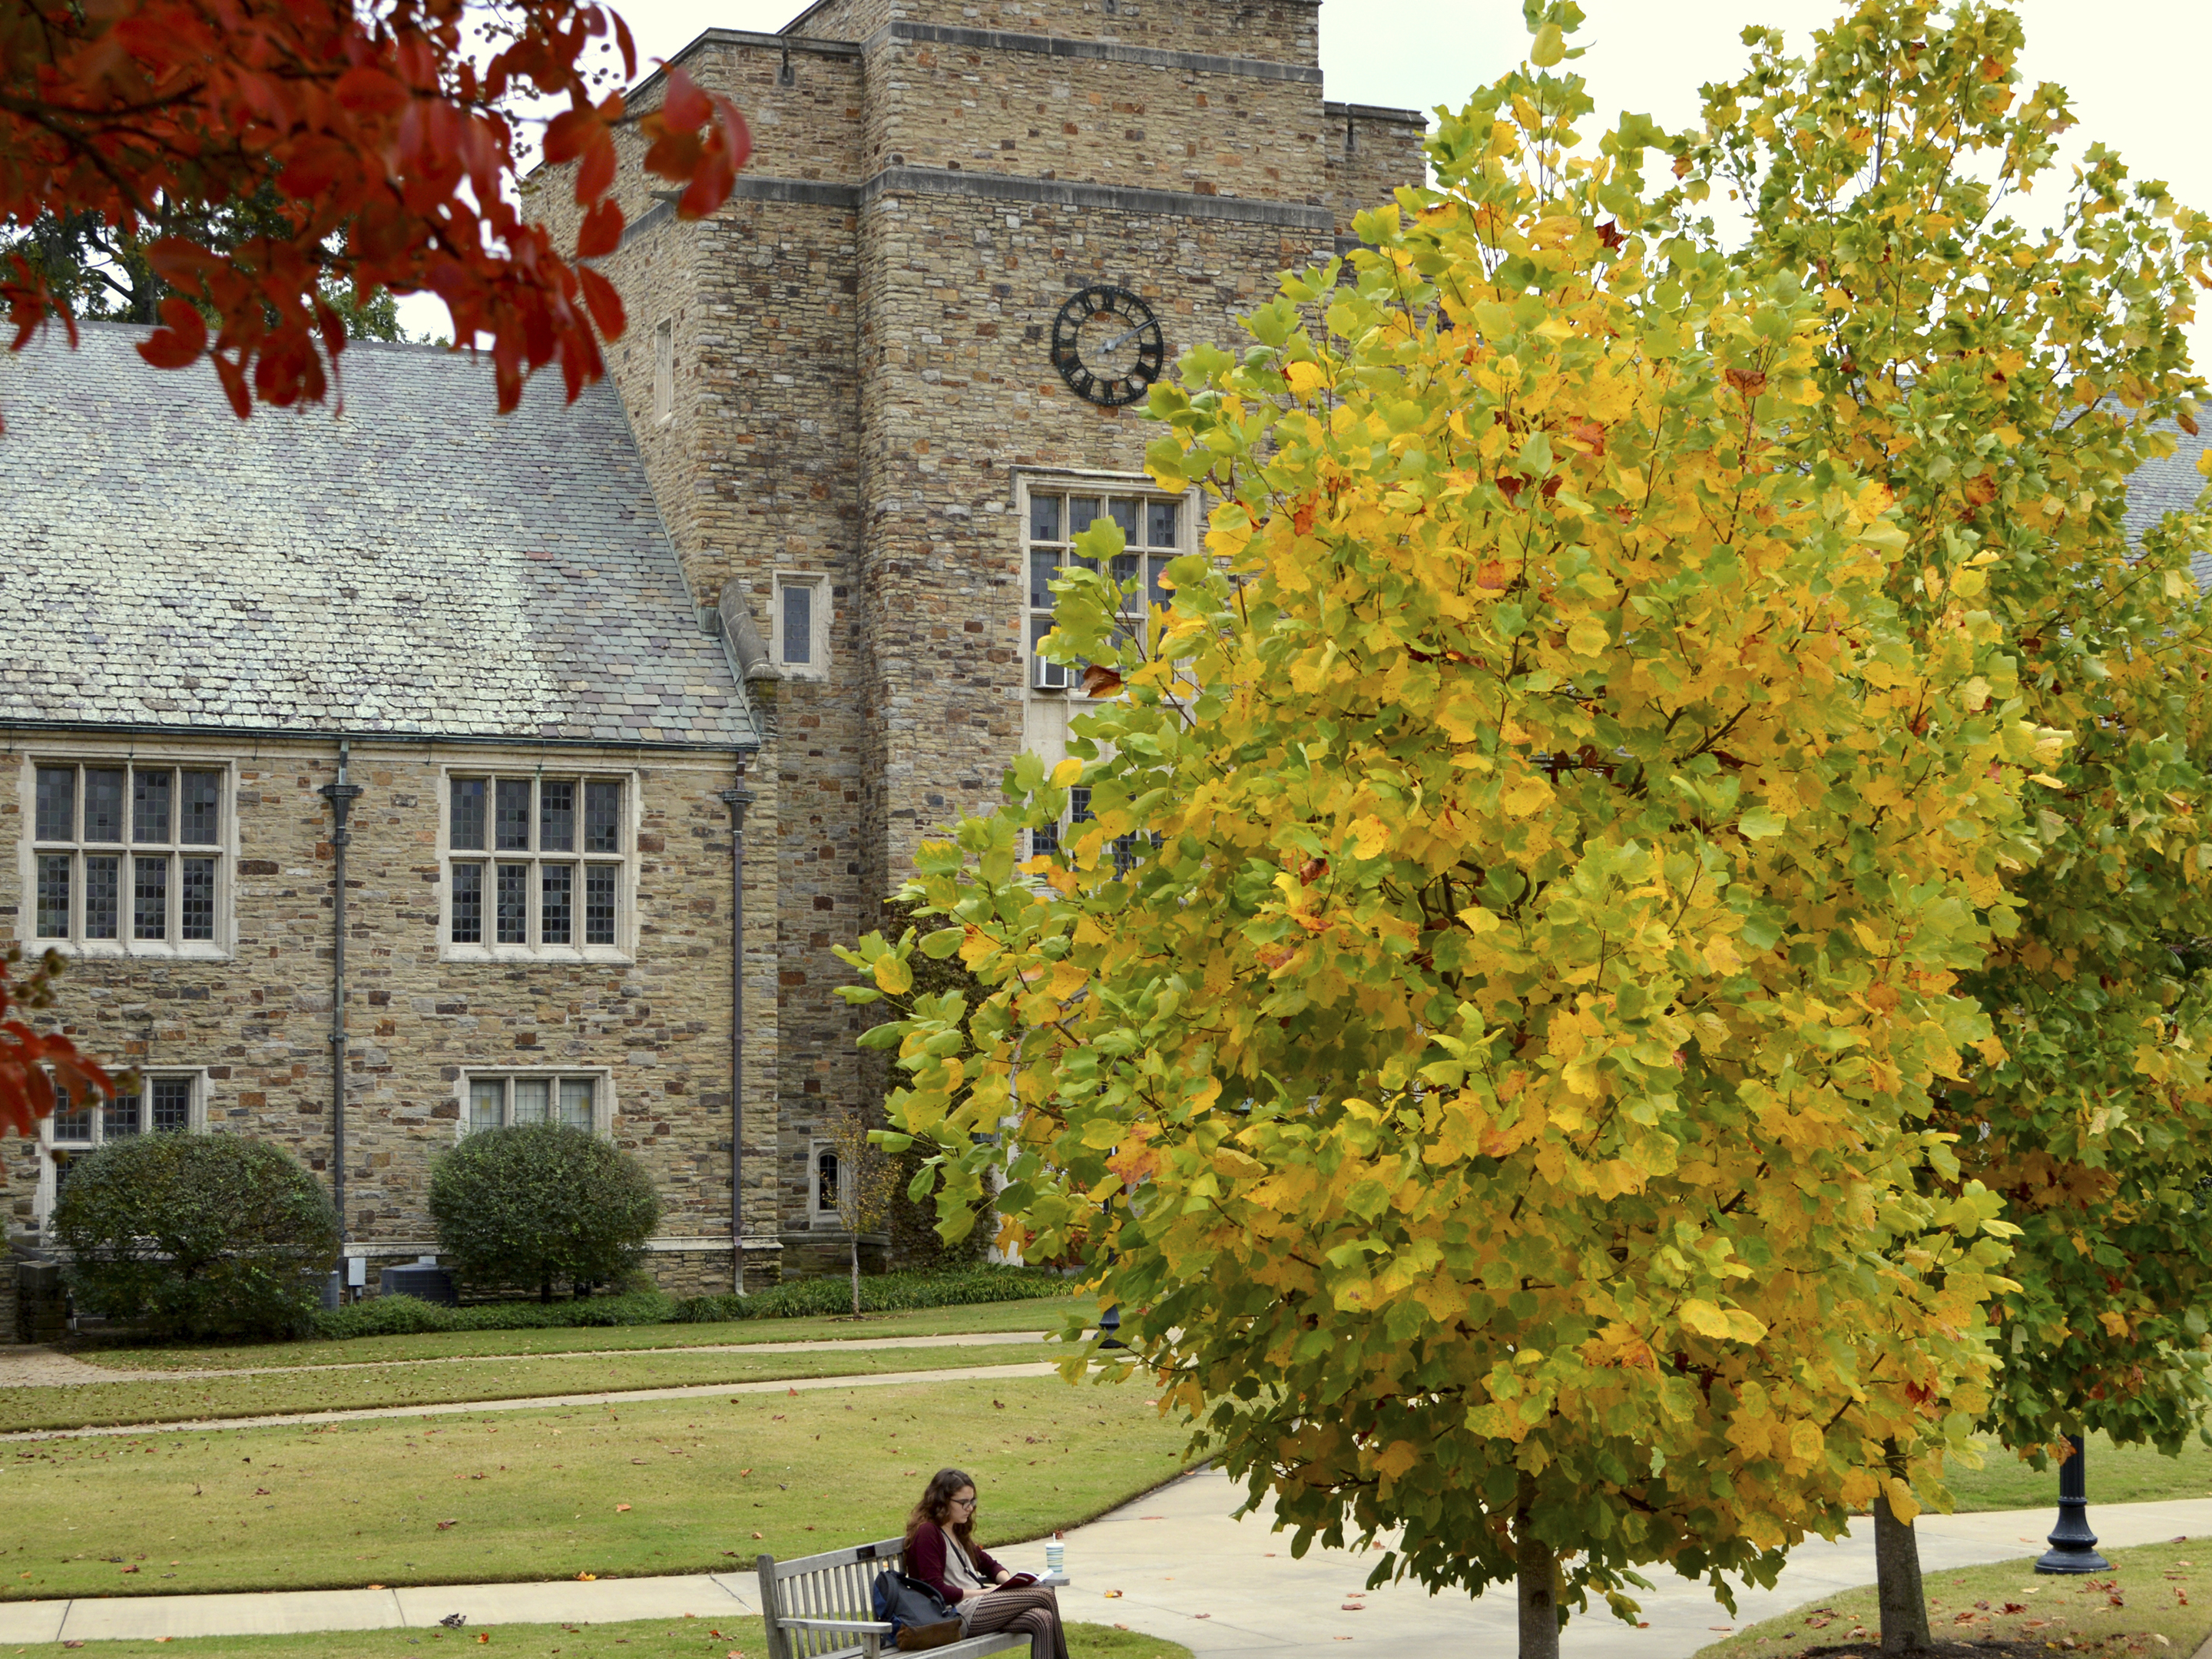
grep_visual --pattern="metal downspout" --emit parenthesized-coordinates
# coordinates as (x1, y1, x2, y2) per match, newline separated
(320, 745, 363, 1250)
(721, 775, 754, 1295)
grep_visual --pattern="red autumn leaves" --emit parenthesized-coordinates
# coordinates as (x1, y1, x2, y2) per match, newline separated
(2, 0, 750, 420)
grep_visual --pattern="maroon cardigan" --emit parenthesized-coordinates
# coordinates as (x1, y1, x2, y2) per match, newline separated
(904, 1522, 1005, 1606)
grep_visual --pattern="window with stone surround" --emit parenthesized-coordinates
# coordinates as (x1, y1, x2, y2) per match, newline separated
(28, 760, 230, 955)
(810, 1140, 845, 1227)
(1022, 483, 1186, 692)
(773, 571, 831, 680)
(457, 1070, 610, 1136)
(38, 1071, 209, 1227)
(442, 772, 634, 962)
(653, 320, 674, 424)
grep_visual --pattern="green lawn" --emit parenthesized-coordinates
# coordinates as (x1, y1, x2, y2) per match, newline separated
(0, 1374, 1193, 1600)
(0, 1617, 1189, 1658)
(72, 1298, 1094, 1373)
(1945, 1429, 2212, 1512)
(1694, 1538, 2212, 1658)
(0, 1343, 1051, 1434)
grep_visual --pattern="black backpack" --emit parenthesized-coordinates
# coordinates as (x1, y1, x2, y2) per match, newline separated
(872, 1568, 957, 1637)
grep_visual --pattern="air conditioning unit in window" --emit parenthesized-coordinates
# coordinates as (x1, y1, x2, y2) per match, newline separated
(1033, 652, 1073, 691)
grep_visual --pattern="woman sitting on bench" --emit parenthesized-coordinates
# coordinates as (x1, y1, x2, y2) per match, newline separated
(903, 1466, 1071, 1659)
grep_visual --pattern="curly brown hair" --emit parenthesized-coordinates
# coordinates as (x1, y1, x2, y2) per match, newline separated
(905, 1466, 982, 1562)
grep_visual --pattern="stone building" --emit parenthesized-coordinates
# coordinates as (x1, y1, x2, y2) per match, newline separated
(0, 0, 1425, 1320)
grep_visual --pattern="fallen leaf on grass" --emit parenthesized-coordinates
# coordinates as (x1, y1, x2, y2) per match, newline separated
(575, 1574, 597, 1582)
(436, 1521, 459, 1532)
(752, 1532, 763, 1540)
(616, 1504, 632, 1513)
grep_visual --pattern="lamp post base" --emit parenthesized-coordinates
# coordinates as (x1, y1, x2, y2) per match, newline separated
(2035, 1433, 2108, 1575)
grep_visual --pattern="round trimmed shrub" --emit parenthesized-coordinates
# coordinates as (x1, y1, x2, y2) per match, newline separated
(428, 1123, 659, 1301)
(55, 1134, 339, 1339)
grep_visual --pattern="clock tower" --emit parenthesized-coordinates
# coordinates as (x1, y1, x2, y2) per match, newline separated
(528, 0, 1424, 1264)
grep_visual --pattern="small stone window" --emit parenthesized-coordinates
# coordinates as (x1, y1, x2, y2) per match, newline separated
(772, 572, 831, 680)
(810, 1141, 846, 1227)
(459, 1071, 607, 1135)
(653, 320, 674, 425)
(29, 760, 230, 955)
(442, 771, 633, 962)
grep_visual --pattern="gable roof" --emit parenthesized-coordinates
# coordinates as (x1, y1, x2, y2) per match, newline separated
(0, 325, 756, 750)
(2120, 417, 2212, 594)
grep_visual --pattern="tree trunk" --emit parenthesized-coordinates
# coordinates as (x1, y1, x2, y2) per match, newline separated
(850, 1234, 862, 1317)
(540, 1273, 552, 1305)
(1515, 1472, 1560, 1659)
(1873, 1488, 1931, 1654)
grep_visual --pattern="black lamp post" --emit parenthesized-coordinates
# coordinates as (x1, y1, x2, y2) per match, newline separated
(2034, 1433, 2109, 1575)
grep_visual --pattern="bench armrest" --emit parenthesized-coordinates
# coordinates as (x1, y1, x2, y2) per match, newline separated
(777, 1618, 896, 1634)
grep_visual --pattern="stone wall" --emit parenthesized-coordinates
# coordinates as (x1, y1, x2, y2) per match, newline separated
(522, 0, 1423, 1254)
(856, 180, 1335, 876)
(0, 733, 780, 1308)
(575, 185, 876, 1253)
(1323, 103, 1430, 235)
(789, 0, 1320, 64)
(859, 31, 1330, 199)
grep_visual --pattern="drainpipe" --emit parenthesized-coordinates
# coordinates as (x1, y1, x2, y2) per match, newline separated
(720, 776, 754, 1296)
(320, 745, 364, 1250)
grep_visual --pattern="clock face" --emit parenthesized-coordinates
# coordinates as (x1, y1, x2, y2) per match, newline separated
(1051, 285, 1165, 407)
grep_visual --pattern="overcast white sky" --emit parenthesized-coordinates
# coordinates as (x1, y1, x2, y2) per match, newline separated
(398, 1, 2212, 365)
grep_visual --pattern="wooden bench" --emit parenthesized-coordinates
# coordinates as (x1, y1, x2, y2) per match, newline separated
(757, 1537, 1035, 1659)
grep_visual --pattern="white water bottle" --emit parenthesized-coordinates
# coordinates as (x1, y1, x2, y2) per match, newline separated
(1046, 1532, 1065, 1578)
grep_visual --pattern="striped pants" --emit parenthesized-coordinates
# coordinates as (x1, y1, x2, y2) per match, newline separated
(959, 1584, 1071, 1659)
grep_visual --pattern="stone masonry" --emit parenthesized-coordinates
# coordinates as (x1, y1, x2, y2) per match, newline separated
(0, 330, 783, 1315)
(525, 0, 1425, 1262)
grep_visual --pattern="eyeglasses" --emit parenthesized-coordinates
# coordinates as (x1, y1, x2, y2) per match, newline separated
(950, 1497, 978, 1510)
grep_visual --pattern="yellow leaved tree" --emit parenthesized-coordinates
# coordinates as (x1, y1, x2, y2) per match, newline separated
(1667, 3, 2212, 1647)
(841, 12, 2052, 1657)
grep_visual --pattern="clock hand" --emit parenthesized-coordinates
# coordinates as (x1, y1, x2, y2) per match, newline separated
(1098, 320, 1148, 355)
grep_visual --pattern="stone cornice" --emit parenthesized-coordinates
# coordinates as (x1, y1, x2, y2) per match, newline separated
(619, 167, 1339, 233)
(865, 165, 1336, 230)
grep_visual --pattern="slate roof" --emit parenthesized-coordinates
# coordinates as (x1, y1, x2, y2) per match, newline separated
(0, 324, 756, 749)
(2120, 417, 2212, 594)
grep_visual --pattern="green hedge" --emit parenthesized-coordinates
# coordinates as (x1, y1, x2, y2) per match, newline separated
(58, 1134, 339, 1339)
(309, 1267, 1072, 1341)
(674, 1266, 1072, 1324)
(311, 1290, 679, 1340)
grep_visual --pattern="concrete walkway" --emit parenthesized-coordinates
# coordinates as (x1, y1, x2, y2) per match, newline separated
(0, 1359, 1063, 1442)
(2, 1465, 2204, 1654)
(0, 1330, 1056, 1389)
